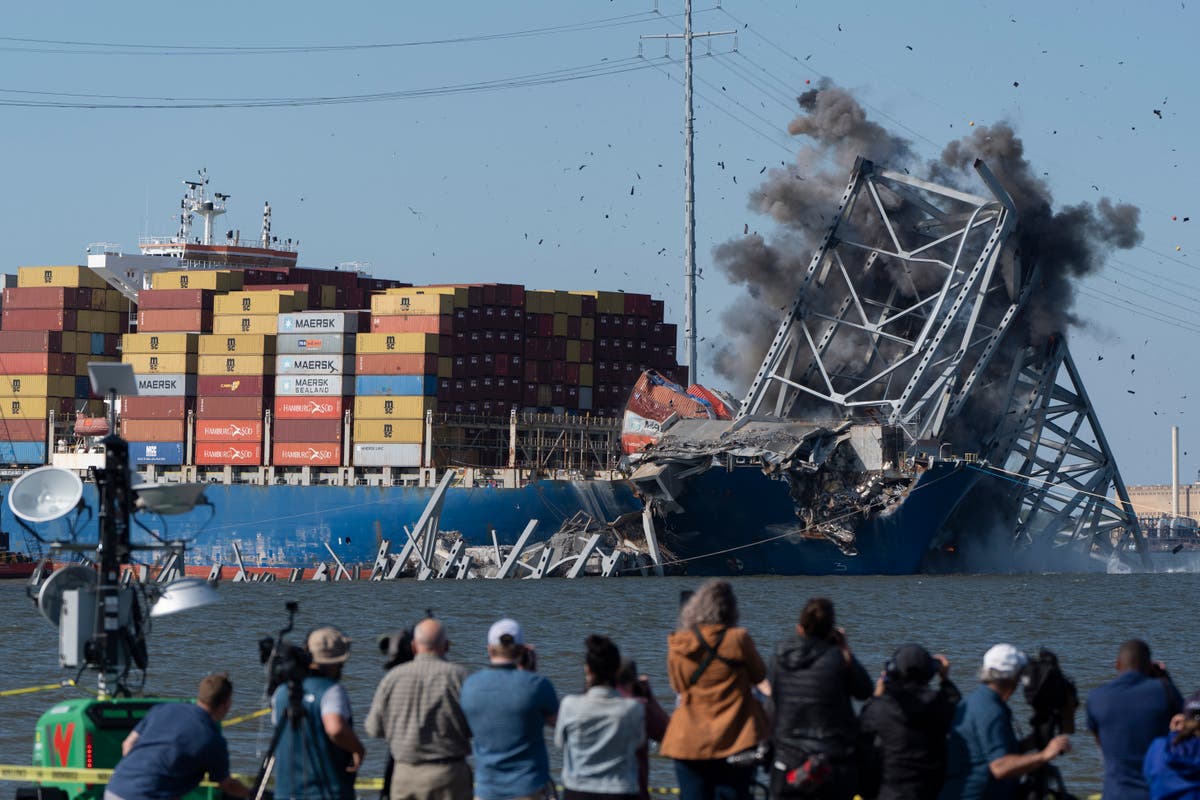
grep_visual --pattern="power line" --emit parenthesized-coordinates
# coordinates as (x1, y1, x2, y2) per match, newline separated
(1077, 286, 1200, 335)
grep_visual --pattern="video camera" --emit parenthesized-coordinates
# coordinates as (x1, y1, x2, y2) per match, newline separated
(1018, 648, 1080, 800)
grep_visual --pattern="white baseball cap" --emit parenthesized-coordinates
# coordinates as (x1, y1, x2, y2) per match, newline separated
(488, 618, 524, 646)
(982, 643, 1028, 679)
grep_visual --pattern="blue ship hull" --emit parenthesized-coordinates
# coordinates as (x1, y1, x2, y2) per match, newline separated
(656, 461, 980, 576)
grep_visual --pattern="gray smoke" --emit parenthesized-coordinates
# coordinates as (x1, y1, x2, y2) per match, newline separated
(713, 83, 1143, 394)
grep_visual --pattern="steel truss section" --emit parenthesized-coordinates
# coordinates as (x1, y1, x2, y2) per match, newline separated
(736, 157, 1023, 443)
(982, 336, 1148, 566)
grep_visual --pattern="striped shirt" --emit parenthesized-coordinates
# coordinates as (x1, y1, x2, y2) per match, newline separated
(365, 652, 472, 763)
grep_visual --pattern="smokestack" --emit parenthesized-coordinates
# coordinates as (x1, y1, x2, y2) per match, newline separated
(1173, 425, 1180, 519)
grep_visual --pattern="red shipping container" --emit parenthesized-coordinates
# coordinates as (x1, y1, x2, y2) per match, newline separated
(2, 308, 76, 331)
(650, 299, 665, 320)
(138, 308, 212, 332)
(355, 353, 439, 375)
(0, 331, 63, 353)
(0, 418, 48, 441)
(121, 397, 187, 419)
(122, 419, 185, 441)
(196, 419, 264, 442)
(241, 267, 292, 285)
(495, 357, 509, 377)
(272, 442, 340, 467)
(370, 315, 453, 335)
(3, 287, 89, 309)
(580, 341, 594, 363)
(274, 396, 345, 419)
(565, 364, 580, 384)
(0, 352, 75, 375)
(196, 396, 264, 419)
(550, 339, 567, 360)
(196, 375, 267, 397)
(274, 418, 342, 442)
(196, 442, 262, 465)
(136, 289, 213, 310)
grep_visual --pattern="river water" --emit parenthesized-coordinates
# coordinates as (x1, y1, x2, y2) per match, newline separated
(1, 573, 1196, 796)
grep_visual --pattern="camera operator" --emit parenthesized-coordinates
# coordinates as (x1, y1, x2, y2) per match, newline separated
(1087, 639, 1183, 800)
(271, 626, 366, 800)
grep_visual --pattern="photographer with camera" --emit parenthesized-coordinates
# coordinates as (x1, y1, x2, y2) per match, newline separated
(1143, 691, 1200, 798)
(616, 658, 669, 800)
(940, 644, 1071, 800)
(270, 626, 366, 800)
(1087, 639, 1183, 800)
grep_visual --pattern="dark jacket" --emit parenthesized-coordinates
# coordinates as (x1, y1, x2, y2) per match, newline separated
(769, 633, 873, 761)
(859, 678, 962, 800)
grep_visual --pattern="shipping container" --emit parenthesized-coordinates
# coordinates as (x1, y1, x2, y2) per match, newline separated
(197, 334, 276, 356)
(275, 355, 351, 375)
(277, 311, 359, 334)
(355, 333, 440, 355)
(276, 333, 354, 355)
(274, 418, 342, 443)
(134, 373, 197, 397)
(121, 333, 200, 354)
(0, 353, 76, 375)
(195, 419, 264, 442)
(354, 353, 440, 376)
(128, 442, 185, 465)
(123, 353, 198, 374)
(195, 442, 262, 465)
(135, 289, 213, 310)
(150, 270, 243, 292)
(2, 308, 76, 331)
(3, 286, 89, 309)
(211, 314, 278, 335)
(121, 419, 185, 441)
(196, 396, 265, 419)
(0, 441, 48, 464)
(369, 314, 454, 335)
(274, 375, 355, 396)
(353, 396, 436, 420)
(213, 290, 303, 316)
(137, 309, 213, 333)
(273, 396, 345, 419)
(120, 397, 188, 419)
(371, 292, 455, 316)
(352, 419, 424, 443)
(272, 442, 341, 467)
(17, 265, 108, 289)
(0, 375, 74, 396)
(196, 354, 274, 376)
(352, 442, 422, 468)
(196, 375, 267, 397)
(0, 331, 63, 353)
(354, 375, 437, 397)
(0, 418, 48, 441)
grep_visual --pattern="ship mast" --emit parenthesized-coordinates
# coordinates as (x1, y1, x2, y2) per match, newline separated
(178, 168, 227, 245)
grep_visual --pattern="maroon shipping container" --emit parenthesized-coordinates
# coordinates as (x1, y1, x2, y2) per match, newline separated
(0, 331, 63, 353)
(196, 396, 265, 419)
(0, 418, 48, 441)
(196, 375, 267, 397)
(0, 352, 76, 375)
(121, 397, 188, 419)
(138, 309, 212, 332)
(274, 418, 343, 443)
(121, 419, 185, 441)
(136, 289, 213, 310)
(2, 308, 76, 331)
(3, 287, 89, 309)
(241, 267, 292, 285)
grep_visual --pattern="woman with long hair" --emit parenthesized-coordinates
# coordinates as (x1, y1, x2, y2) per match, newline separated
(661, 580, 767, 800)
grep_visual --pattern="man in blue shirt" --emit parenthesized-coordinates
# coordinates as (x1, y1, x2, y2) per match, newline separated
(1087, 639, 1184, 800)
(460, 618, 559, 800)
(105, 673, 251, 800)
(940, 644, 1071, 800)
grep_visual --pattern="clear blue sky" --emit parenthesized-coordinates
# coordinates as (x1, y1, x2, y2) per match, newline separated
(0, 1, 1195, 483)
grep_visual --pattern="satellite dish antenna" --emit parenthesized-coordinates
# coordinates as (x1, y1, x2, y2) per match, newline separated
(151, 577, 220, 617)
(133, 483, 207, 516)
(37, 565, 97, 626)
(8, 466, 84, 523)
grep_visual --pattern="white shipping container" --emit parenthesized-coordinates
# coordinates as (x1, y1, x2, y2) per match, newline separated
(133, 373, 197, 396)
(274, 374, 355, 396)
(353, 442, 422, 467)
(276, 333, 354, 355)
(277, 311, 359, 334)
(275, 354, 352, 375)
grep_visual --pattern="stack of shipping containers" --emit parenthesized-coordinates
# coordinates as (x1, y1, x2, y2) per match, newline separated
(593, 292, 680, 416)
(272, 311, 357, 467)
(119, 332, 196, 464)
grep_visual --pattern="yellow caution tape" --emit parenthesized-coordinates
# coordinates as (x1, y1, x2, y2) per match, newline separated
(222, 708, 271, 727)
(0, 680, 76, 698)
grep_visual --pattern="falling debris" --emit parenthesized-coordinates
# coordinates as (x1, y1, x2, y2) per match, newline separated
(1154, 110, 1163, 119)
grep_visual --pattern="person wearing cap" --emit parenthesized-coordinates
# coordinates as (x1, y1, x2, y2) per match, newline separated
(939, 644, 1071, 800)
(105, 673, 251, 800)
(271, 625, 366, 800)
(366, 618, 473, 800)
(1087, 639, 1184, 800)
(1143, 690, 1200, 799)
(460, 618, 559, 800)
(858, 644, 961, 800)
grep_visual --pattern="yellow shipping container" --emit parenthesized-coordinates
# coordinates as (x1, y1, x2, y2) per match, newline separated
(579, 364, 594, 386)
(353, 419, 425, 443)
(356, 333, 440, 354)
(150, 270, 244, 291)
(385, 285, 469, 308)
(213, 290, 303, 316)
(566, 340, 581, 363)
(553, 314, 569, 338)
(79, 355, 116, 377)
(197, 355, 274, 376)
(0, 397, 68, 419)
(122, 333, 199, 354)
(319, 285, 337, 309)
(553, 291, 583, 315)
(212, 314, 279, 335)
(123, 353, 198, 374)
(580, 318, 595, 340)
(58, 332, 85, 354)
(0, 375, 74, 396)
(17, 265, 108, 289)
(103, 312, 122, 334)
(595, 291, 626, 315)
(525, 290, 553, 315)
(371, 292, 455, 316)
(438, 357, 452, 379)
(104, 290, 129, 313)
(198, 334, 276, 356)
(353, 396, 437, 420)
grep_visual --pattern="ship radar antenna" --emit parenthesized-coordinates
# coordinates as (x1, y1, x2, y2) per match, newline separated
(261, 201, 272, 248)
(178, 168, 227, 246)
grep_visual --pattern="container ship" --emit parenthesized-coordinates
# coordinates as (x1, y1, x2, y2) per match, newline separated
(0, 172, 683, 568)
